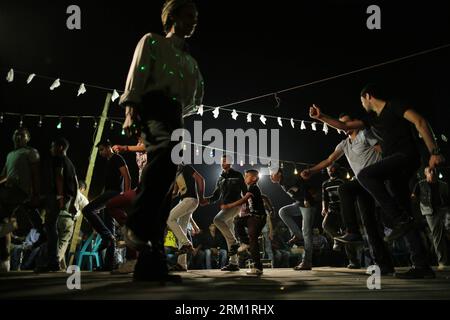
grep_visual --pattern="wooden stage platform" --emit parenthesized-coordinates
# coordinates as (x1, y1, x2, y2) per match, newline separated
(1, 267, 450, 300)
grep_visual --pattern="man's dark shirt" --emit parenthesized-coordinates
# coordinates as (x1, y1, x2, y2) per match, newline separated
(208, 168, 247, 205)
(362, 100, 420, 158)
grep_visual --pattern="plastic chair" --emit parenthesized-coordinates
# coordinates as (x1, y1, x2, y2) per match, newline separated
(76, 233, 102, 271)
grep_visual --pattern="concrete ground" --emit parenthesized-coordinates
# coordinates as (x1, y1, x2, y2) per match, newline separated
(1, 267, 450, 300)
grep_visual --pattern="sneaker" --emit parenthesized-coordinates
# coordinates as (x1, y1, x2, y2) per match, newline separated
(221, 263, 240, 271)
(122, 226, 150, 251)
(384, 217, 415, 242)
(0, 260, 10, 273)
(347, 263, 361, 269)
(334, 233, 364, 244)
(333, 240, 343, 252)
(228, 244, 240, 256)
(246, 268, 263, 276)
(112, 259, 137, 274)
(394, 267, 436, 279)
(178, 243, 194, 255)
(238, 243, 250, 253)
(169, 264, 188, 272)
(293, 262, 312, 271)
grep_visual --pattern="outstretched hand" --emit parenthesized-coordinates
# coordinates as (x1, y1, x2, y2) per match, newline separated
(309, 104, 322, 120)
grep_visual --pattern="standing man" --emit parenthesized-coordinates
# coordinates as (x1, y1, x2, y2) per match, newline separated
(301, 113, 394, 274)
(57, 180, 89, 270)
(223, 169, 267, 275)
(270, 165, 318, 271)
(201, 155, 247, 271)
(309, 83, 444, 278)
(82, 139, 131, 271)
(37, 138, 79, 272)
(321, 163, 361, 269)
(167, 164, 205, 271)
(412, 167, 449, 268)
(0, 128, 41, 272)
(120, 0, 204, 282)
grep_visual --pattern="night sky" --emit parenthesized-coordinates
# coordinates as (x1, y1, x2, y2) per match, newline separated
(1, 0, 450, 228)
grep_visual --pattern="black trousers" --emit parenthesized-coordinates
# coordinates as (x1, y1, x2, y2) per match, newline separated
(339, 179, 394, 269)
(235, 215, 266, 270)
(322, 210, 359, 265)
(127, 92, 183, 275)
(357, 153, 430, 268)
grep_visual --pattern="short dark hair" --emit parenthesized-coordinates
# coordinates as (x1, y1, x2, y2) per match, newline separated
(15, 127, 31, 139)
(53, 137, 70, 151)
(96, 138, 111, 148)
(360, 83, 388, 100)
(245, 169, 259, 176)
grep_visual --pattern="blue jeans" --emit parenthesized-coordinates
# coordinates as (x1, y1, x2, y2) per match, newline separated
(82, 190, 119, 239)
(205, 248, 227, 269)
(279, 202, 316, 265)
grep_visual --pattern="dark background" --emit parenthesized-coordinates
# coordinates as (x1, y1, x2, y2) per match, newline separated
(1, 0, 450, 228)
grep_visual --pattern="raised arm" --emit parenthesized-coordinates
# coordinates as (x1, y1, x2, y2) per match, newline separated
(310, 104, 365, 131)
(301, 148, 344, 179)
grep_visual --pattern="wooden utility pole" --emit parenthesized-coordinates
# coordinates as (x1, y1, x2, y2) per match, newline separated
(68, 93, 112, 266)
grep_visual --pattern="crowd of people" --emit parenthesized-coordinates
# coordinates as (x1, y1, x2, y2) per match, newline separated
(1, 0, 449, 283)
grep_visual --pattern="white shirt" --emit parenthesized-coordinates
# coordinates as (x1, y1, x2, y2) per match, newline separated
(335, 129, 382, 177)
(74, 191, 89, 220)
(120, 33, 204, 115)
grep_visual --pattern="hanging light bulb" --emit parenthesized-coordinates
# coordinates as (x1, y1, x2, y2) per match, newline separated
(121, 129, 126, 136)
(19, 116, 23, 128)
(210, 149, 214, 157)
(240, 159, 244, 167)
(0, 113, 4, 124)
(311, 122, 317, 131)
(75, 118, 80, 129)
(439, 173, 444, 179)
(294, 167, 298, 175)
(38, 116, 43, 128)
(93, 119, 98, 129)
(346, 172, 351, 180)
(250, 160, 255, 166)
(195, 146, 200, 156)
(280, 162, 284, 169)
(110, 121, 114, 130)
(277, 117, 283, 127)
(300, 121, 306, 130)
(183, 143, 187, 151)
(57, 118, 62, 129)
(323, 123, 329, 135)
